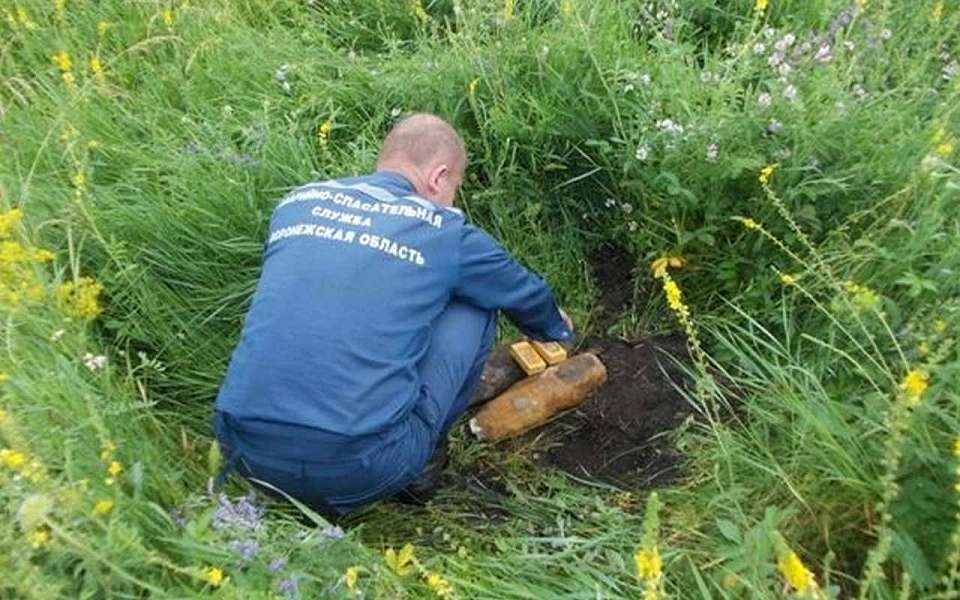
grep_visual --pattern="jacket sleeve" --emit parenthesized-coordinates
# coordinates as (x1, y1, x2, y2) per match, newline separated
(453, 224, 572, 342)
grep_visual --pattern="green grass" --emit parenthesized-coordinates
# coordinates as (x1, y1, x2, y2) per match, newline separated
(1, 0, 959, 597)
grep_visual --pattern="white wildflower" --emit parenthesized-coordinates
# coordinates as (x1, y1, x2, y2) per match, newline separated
(621, 203, 634, 214)
(844, 41, 855, 52)
(768, 52, 784, 67)
(774, 33, 796, 52)
(623, 83, 636, 93)
(634, 144, 650, 161)
(706, 143, 719, 162)
(758, 92, 772, 107)
(762, 27, 775, 40)
(604, 198, 617, 208)
(880, 28, 892, 40)
(390, 107, 402, 118)
(50, 329, 66, 342)
(778, 62, 792, 77)
(639, 73, 651, 86)
(627, 221, 638, 232)
(753, 42, 766, 55)
(783, 84, 798, 101)
(83, 353, 107, 371)
(655, 119, 683, 136)
(943, 61, 958, 81)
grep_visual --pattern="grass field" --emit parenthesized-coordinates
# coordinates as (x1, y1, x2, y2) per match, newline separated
(1, 0, 959, 597)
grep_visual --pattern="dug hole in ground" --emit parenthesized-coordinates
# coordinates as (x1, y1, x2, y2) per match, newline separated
(412, 243, 694, 514)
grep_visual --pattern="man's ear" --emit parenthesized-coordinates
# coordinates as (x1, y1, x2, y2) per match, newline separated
(429, 164, 449, 191)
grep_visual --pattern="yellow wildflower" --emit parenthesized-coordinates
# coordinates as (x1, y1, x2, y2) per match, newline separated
(953, 438, 960, 458)
(317, 119, 333, 147)
(97, 21, 112, 36)
(0, 208, 23, 238)
(55, 0, 66, 19)
(161, 8, 175, 27)
(22, 459, 45, 483)
(844, 281, 879, 310)
(62, 71, 76, 86)
(931, 1, 944, 21)
(777, 551, 815, 596)
(28, 527, 50, 549)
(759, 164, 775, 185)
(468, 78, 480, 96)
(16, 6, 38, 30)
(754, 0, 769, 14)
(107, 460, 123, 478)
(780, 273, 798, 286)
(51, 50, 72, 73)
(345, 566, 359, 591)
(918, 341, 930, 356)
(93, 499, 114, 516)
(936, 142, 955, 157)
(900, 369, 929, 403)
(561, 0, 574, 16)
(425, 572, 454, 597)
(72, 172, 87, 192)
(56, 277, 104, 319)
(89, 55, 105, 85)
(664, 280, 684, 313)
(504, 0, 515, 19)
(650, 256, 686, 277)
(1, 448, 28, 471)
(934, 319, 948, 333)
(634, 547, 662, 580)
(384, 543, 415, 576)
(411, 0, 429, 21)
(203, 567, 227, 587)
(100, 440, 117, 462)
(736, 216, 761, 230)
(855, 0, 866, 7)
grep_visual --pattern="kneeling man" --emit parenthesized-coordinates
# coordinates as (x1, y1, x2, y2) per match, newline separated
(213, 113, 572, 520)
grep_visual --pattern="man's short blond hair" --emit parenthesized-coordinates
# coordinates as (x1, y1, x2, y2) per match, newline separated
(377, 113, 467, 173)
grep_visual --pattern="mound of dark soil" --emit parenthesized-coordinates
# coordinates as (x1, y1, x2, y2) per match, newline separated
(540, 334, 692, 488)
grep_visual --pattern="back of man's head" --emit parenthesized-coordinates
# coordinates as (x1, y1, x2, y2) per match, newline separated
(376, 113, 466, 206)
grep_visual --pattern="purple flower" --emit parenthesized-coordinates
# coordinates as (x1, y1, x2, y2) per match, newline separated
(279, 577, 299, 598)
(814, 43, 833, 63)
(212, 493, 264, 533)
(230, 538, 261, 563)
(269, 557, 288, 572)
(168, 508, 188, 528)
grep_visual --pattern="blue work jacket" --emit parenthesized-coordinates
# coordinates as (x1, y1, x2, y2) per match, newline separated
(215, 171, 571, 447)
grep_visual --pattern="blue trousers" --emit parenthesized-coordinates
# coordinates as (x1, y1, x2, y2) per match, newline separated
(214, 301, 496, 519)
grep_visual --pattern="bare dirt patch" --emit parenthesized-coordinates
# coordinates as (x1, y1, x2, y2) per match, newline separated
(540, 334, 692, 488)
